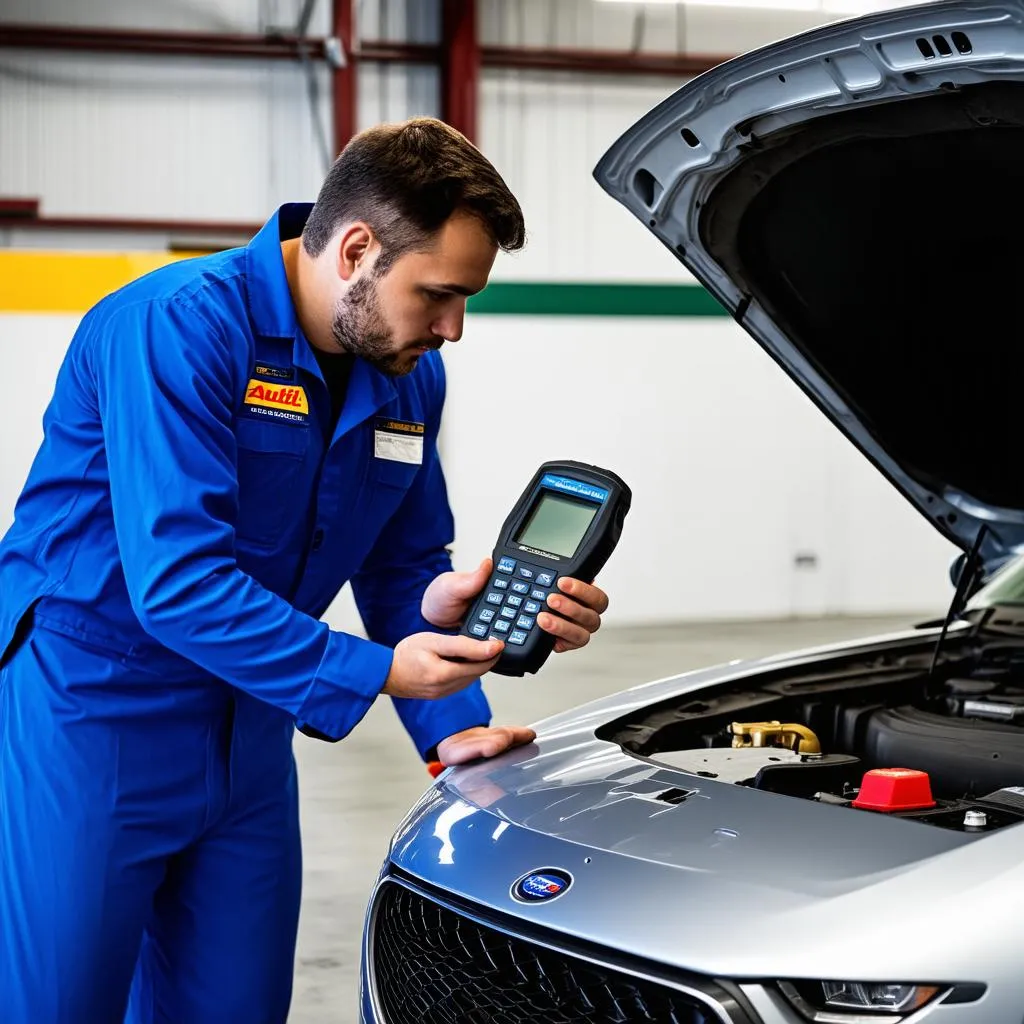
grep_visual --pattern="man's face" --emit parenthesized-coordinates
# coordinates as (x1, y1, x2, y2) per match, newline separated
(331, 209, 498, 377)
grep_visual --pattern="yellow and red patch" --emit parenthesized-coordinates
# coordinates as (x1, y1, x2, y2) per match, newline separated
(245, 380, 308, 412)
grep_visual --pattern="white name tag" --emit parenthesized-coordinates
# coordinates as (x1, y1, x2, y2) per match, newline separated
(374, 418, 425, 464)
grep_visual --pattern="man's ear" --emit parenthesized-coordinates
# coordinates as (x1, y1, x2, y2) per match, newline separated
(336, 221, 375, 282)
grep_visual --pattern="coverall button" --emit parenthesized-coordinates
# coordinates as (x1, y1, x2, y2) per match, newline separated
(311, 528, 325, 551)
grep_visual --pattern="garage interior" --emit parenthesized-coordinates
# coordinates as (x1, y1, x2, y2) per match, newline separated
(1, 1, 955, 1020)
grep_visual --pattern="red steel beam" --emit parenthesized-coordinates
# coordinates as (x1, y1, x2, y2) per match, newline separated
(357, 40, 439, 63)
(482, 44, 727, 77)
(0, 23, 325, 61)
(441, 0, 479, 143)
(332, 0, 356, 155)
(0, 213, 261, 239)
(0, 23, 728, 76)
(0, 197, 40, 217)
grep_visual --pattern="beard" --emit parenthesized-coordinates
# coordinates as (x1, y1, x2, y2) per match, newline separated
(331, 274, 433, 377)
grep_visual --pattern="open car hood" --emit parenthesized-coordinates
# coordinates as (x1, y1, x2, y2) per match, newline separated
(594, 0, 1024, 579)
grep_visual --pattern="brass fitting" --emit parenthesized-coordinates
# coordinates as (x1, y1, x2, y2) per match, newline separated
(730, 720, 822, 754)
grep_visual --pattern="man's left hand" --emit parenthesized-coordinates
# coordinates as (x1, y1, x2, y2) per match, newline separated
(436, 725, 536, 765)
(422, 558, 610, 653)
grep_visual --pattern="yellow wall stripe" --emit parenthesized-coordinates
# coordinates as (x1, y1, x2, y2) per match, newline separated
(0, 251, 199, 314)
(0, 251, 726, 318)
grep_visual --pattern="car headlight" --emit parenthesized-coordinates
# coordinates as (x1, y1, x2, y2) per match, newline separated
(778, 980, 942, 1022)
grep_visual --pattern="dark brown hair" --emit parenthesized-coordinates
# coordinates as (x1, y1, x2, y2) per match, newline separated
(302, 117, 525, 272)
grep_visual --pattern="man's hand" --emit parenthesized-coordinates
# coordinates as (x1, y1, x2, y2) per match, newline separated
(421, 558, 493, 630)
(436, 725, 537, 765)
(383, 633, 503, 701)
(421, 558, 610, 653)
(539, 577, 609, 654)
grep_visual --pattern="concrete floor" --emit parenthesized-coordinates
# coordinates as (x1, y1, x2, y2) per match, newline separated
(290, 613, 931, 1022)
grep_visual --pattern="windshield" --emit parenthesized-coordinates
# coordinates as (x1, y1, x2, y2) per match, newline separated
(967, 553, 1024, 610)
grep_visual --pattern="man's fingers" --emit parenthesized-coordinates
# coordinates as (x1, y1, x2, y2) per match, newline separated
(537, 611, 590, 650)
(433, 633, 505, 663)
(544, 592, 601, 633)
(557, 577, 610, 615)
(507, 726, 537, 747)
(442, 726, 538, 764)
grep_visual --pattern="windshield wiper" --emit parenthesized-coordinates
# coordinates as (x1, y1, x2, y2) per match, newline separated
(928, 524, 989, 678)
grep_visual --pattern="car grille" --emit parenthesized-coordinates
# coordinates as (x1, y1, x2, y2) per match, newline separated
(371, 881, 728, 1024)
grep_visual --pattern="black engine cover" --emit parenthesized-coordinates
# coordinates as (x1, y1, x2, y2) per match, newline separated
(863, 706, 1024, 797)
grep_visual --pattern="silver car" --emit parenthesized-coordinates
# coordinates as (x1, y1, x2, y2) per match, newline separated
(360, 2, 1024, 1020)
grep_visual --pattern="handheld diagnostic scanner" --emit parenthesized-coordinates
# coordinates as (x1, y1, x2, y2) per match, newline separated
(460, 461, 631, 676)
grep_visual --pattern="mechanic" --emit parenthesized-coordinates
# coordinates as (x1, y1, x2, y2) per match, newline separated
(0, 117, 610, 1023)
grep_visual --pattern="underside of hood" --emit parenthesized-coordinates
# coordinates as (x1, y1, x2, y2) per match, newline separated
(594, 0, 1024, 576)
(706, 83, 1024, 516)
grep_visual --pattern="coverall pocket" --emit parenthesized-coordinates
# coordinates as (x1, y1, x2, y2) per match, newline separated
(234, 419, 308, 547)
(369, 457, 420, 491)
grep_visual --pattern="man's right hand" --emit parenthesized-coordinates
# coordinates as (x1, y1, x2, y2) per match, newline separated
(382, 632, 504, 700)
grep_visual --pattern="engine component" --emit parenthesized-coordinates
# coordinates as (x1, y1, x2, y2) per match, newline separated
(650, 746, 863, 795)
(976, 786, 1024, 814)
(731, 720, 822, 754)
(962, 700, 1024, 722)
(754, 754, 862, 798)
(652, 746, 807, 783)
(862, 706, 1024, 796)
(851, 768, 936, 812)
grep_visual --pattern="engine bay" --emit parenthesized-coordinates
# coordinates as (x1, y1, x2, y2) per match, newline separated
(597, 634, 1024, 833)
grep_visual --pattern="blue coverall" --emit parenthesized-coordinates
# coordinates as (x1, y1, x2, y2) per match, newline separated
(0, 203, 491, 1022)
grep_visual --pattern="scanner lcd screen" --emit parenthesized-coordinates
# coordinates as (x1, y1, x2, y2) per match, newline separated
(515, 492, 598, 558)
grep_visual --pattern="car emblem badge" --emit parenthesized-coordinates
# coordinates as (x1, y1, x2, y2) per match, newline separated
(512, 868, 573, 904)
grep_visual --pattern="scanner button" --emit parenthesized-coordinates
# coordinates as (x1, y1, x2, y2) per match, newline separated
(470, 623, 489, 637)
(497, 557, 517, 574)
(536, 572, 555, 587)
(508, 630, 528, 645)
(517, 566, 535, 580)
(485, 592, 503, 605)
(492, 578, 509, 590)
(524, 600, 541, 615)
(492, 619, 511, 634)
(478, 608, 496, 623)
(506, 595, 523, 608)
(500, 606, 516, 620)
(516, 615, 535, 630)
(510, 581, 530, 595)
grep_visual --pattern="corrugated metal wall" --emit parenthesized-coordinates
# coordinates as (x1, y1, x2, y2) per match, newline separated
(0, 0, 852, 228)
(0, 0, 442, 224)
(479, 0, 832, 59)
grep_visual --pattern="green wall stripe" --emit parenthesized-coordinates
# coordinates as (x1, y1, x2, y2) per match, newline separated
(467, 282, 729, 317)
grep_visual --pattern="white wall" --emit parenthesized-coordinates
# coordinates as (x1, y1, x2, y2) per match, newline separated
(440, 315, 957, 623)
(0, 311, 958, 627)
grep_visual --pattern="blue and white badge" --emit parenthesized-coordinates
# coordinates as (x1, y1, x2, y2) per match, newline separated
(511, 868, 573, 904)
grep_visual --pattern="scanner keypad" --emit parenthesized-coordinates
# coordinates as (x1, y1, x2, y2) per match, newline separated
(475, 557, 555, 644)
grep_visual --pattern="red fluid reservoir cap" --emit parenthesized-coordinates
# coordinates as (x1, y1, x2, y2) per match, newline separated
(852, 768, 936, 812)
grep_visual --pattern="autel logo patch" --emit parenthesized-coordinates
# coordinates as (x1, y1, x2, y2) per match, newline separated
(244, 380, 309, 423)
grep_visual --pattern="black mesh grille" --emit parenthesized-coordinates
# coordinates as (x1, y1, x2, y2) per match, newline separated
(371, 882, 725, 1024)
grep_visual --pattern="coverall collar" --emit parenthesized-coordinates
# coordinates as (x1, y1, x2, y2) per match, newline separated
(245, 203, 311, 344)
(245, 204, 398, 433)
